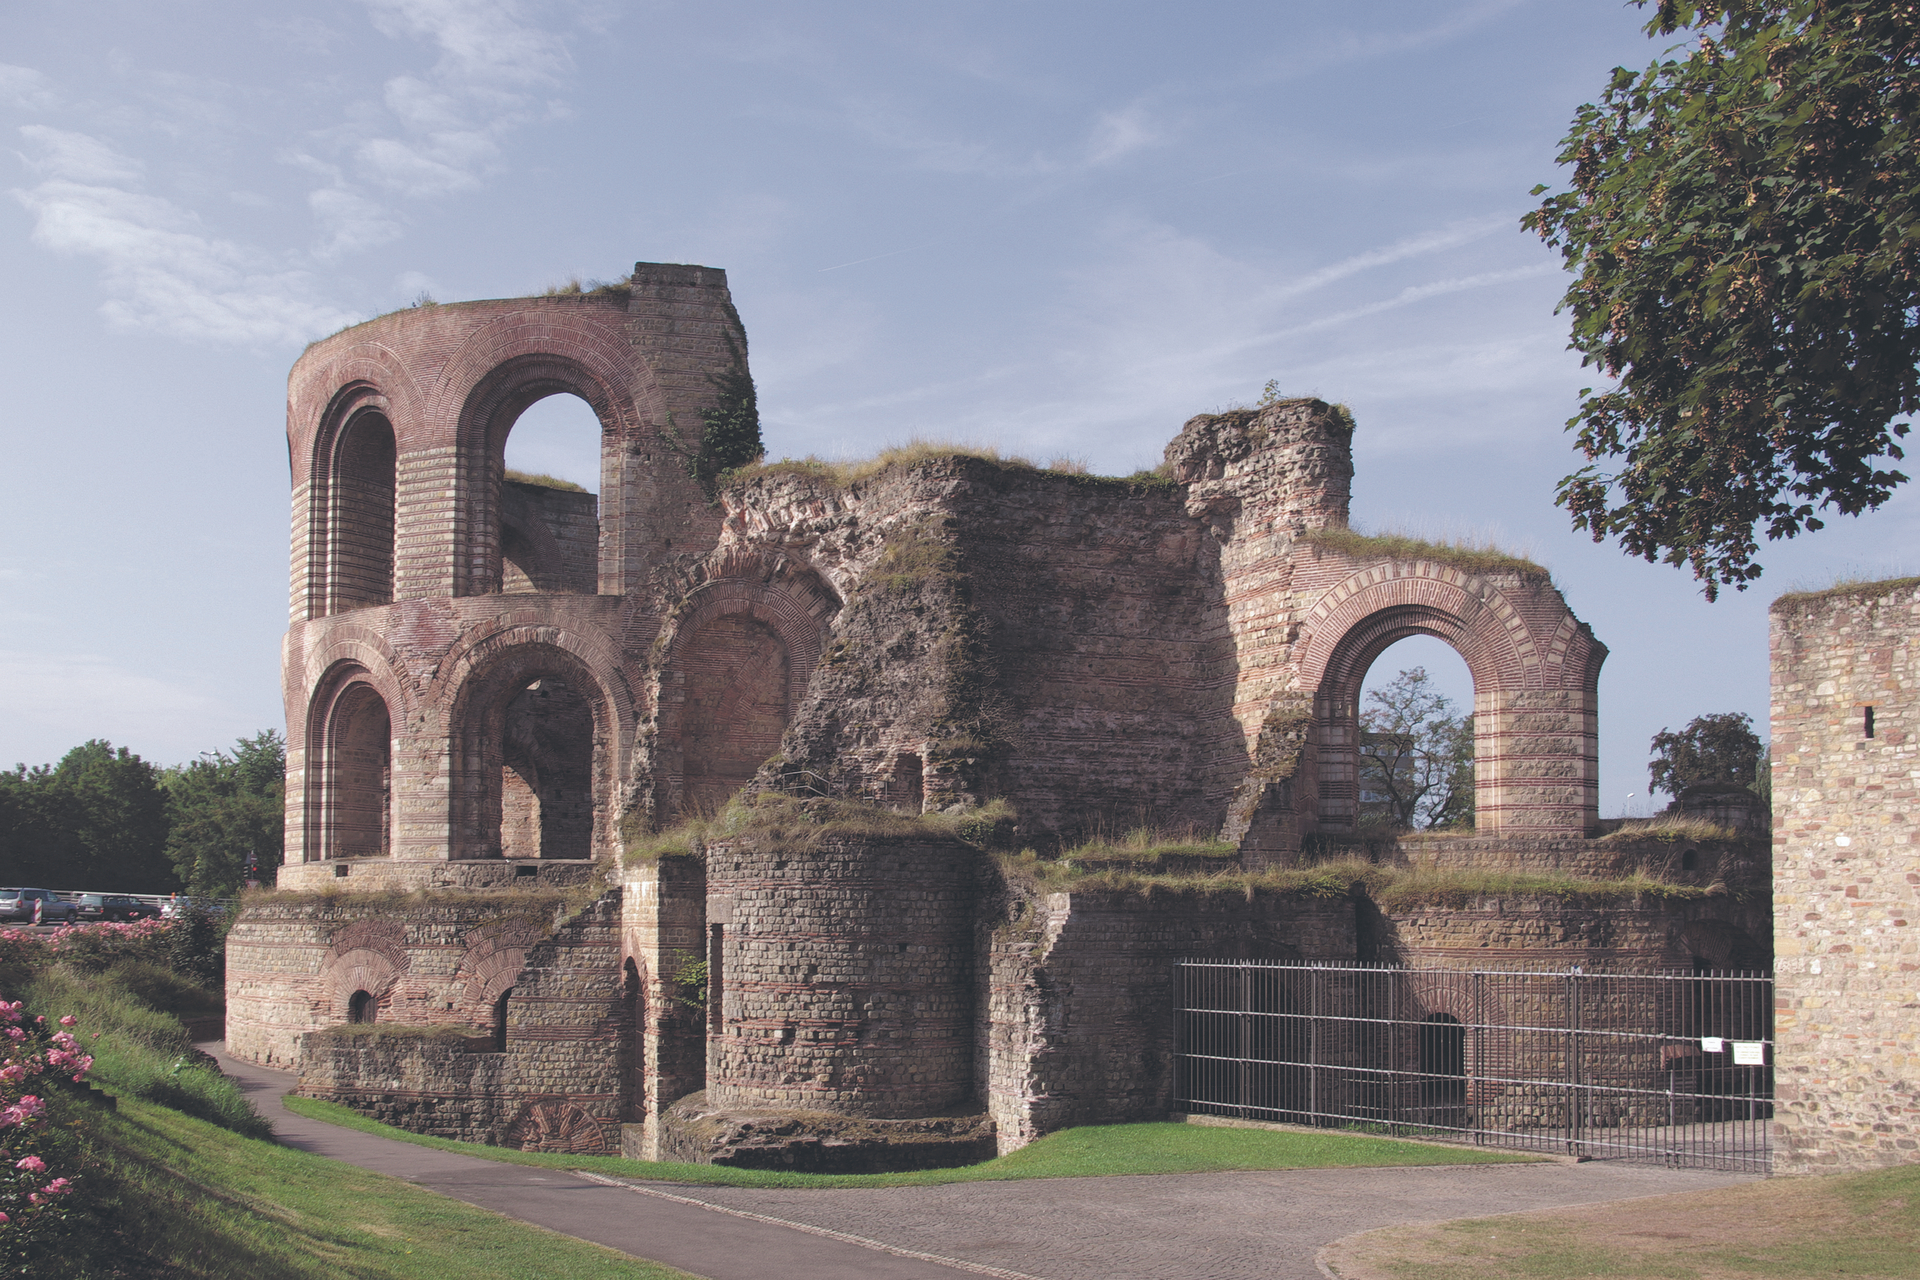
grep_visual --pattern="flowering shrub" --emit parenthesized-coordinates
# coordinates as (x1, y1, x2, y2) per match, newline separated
(0, 1000, 90, 1266)
(0, 920, 174, 978)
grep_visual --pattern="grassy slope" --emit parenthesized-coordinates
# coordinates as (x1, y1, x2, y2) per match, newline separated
(281, 1099, 1531, 1189)
(1323, 1163, 1920, 1280)
(64, 1093, 691, 1280)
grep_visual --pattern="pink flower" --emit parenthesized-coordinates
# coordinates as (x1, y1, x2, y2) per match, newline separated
(58, 1016, 74, 1028)
(41, 1178, 69, 1195)
(0, 1211, 9, 1223)
(27, 1193, 41, 1205)
(15, 1155, 45, 1173)
(6, 1028, 24, 1042)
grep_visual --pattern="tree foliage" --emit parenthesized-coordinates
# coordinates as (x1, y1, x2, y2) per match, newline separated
(1525, 1, 1920, 597)
(1649, 711, 1765, 797)
(1357, 667, 1475, 830)
(0, 742, 173, 892)
(163, 731, 286, 898)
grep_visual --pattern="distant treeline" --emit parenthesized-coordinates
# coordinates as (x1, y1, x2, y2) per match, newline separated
(0, 732, 283, 898)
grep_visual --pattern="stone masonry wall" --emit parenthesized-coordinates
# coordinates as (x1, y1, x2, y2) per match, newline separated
(1772, 581, 1920, 1170)
(985, 887, 1356, 1150)
(705, 832, 983, 1118)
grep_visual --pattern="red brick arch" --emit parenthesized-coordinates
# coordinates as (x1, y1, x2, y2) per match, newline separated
(321, 920, 410, 1022)
(439, 627, 632, 860)
(1295, 560, 1603, 837)
(652, 550, 840, 820)
(441, 310, 657, 598)
(302, 661, 401, 863)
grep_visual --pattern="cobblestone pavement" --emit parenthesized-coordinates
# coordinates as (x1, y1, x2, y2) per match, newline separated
(211, 1043, 1754, 1280)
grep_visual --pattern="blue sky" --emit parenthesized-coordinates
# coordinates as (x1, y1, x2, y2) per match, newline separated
(3, 0, 1914, 812)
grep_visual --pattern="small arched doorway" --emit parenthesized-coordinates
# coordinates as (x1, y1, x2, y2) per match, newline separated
(1419, 1013, 1466, 1105)
(347, 989, 376, 1024)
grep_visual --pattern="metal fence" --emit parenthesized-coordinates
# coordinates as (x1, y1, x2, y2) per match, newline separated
(1175, 960, 1772, 1172)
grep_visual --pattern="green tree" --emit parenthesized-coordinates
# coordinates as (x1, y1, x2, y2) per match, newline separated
(1357, 668, 1473, 830)
(163, 731, 285, 897)
(1525, 1, 1920, 597)
(0, 741, 174, 891)
(1649, 712, 1765, 799)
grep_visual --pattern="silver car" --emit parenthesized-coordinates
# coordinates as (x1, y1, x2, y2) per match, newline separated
(0, 888, 76, 925)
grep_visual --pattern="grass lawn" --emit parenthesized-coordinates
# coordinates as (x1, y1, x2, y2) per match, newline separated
(1321, 1162, 1920, 1280)
(281, 1096, 1534, 1189)
(64, 1094, 693, 1279)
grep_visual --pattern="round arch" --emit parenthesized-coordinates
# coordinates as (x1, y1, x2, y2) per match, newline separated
(651, 551, 840, 822)
(1296, 562, 1603, 838)
(443, 633, 629, 860)
(304, 662, 398, 863)
(448, 335, 640, 598)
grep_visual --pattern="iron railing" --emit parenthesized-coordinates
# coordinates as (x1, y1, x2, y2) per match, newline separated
(1175, 960, 1772, 1172)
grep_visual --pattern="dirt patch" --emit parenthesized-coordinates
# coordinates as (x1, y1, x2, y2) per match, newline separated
(1321, 1165, 1920, 1279)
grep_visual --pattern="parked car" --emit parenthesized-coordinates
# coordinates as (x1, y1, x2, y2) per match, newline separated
(73, 894, 161, 924)
(0, 888, 77, 925)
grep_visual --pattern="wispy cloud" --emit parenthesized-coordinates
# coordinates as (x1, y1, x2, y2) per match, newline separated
(0, 64, 56, 112)
(13, 127, 359, 345)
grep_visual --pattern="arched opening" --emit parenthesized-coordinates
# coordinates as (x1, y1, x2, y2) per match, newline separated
(492, 987, 514, 1051)
(347, 989, 376, 1024)
(326, 411, 395, 613)
(450, 644, 614, 861)
(1418, 1013, 1466, 1104)
(499, 393, 600, 595)
(1353, 636, 1475, 834)
(324, 683, 391, 860)
(498, 677, 595, 859)
(679, 614, 791, 816)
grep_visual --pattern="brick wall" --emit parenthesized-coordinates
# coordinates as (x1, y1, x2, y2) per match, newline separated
(1771, 581, 1920, 1170)
(985, 886, 1356, 1149)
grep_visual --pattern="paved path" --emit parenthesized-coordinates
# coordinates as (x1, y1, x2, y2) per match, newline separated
(208, 1044, 1757, 1280)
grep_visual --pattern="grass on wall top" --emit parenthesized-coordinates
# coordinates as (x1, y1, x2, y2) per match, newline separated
(1299, 527, 1548, 579)
(1771, 573, 1920, 611)
(725, 438, 1173, 491)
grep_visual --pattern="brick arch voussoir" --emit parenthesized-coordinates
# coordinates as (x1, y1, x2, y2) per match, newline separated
(435, 624, 635, 779)
(656, 548, 840, 718)
(454, 920, 544, 1007)
(439, 311, 653, 453)
(292, 342, 427, 463)
(1298, 565, 1551, 697)
(320, 920, 410, 1021)
(305, 631, 413, 718)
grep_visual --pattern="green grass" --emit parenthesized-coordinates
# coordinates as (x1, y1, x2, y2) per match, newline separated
(1772, 572, 1920, 611)
(1299, 527, 1548, 579)
(1325, 1162, 1920, 1280)
(504, 468, 588, 492)
(281, 1101, 1530, 1189)
(26, 962, 270, 1139)
(55, 1092, 688, 1279)
(725, 437, 1175, 491)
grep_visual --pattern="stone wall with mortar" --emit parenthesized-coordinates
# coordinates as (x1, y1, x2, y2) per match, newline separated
(283, 889, 631, 1154)
(984, 886, 1357, 1150)
(1377, 893, 1772, 972)
(1772, 581, 1920, 1171)
(704, 831, 983, 1117)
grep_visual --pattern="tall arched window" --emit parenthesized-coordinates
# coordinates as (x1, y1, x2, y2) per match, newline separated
(498, 677, 594, 859)
(325, 683, 392, 859)
(499, 393, 600, 595)
(327, 411, 395, 612)
(1350, 635, 1476, 833)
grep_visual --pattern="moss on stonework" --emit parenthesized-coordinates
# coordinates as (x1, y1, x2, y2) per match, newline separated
(1594, 816, 1742, 846)
(724, 442, 1178, 492)
(1299, 527, 1548, 579)
(1771, 574, 1920, 611)
(504, 469, 588, 492)
(623, 793, 1016, 864)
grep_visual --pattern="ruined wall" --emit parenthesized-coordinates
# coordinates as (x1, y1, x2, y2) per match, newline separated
(985, 887, 1356, 1150)
(1378, 893, 1772, 971)
(705, 831, 983, 1117)
(1771, 581, 1920, 1171)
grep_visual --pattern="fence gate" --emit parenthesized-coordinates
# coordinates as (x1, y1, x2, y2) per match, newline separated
(1175, 960, 1772, 1172)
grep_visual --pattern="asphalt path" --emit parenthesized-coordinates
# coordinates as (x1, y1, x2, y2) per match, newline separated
(208, 1044, 1757, 1280)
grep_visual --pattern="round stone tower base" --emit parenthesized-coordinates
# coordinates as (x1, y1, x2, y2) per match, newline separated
(655, 1091, 995, 1174)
